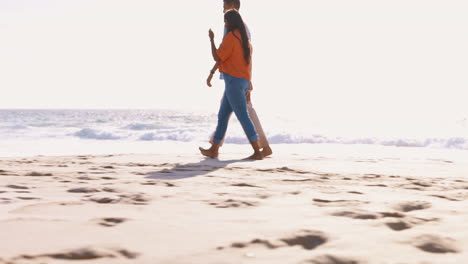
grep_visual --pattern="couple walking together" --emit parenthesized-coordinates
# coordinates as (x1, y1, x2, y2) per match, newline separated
(199, 0, 272, 160)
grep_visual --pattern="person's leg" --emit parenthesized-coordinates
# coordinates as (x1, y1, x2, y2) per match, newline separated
(248, 140, 263, 160)
(247, 101, 273, 157)
(209, 98, 225, 147)
(200, 80, 233, 158)
(224, 75, 262, 160)
(213, 91, 233, 144)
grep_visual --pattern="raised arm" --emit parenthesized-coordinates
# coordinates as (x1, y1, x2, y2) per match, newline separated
(209, 29, 220, 62)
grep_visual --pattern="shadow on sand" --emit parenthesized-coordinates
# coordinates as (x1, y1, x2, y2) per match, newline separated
(146, 158, 253, 180)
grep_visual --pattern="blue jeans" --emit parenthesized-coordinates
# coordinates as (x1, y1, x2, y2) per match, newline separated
(213, 73, 259, 144)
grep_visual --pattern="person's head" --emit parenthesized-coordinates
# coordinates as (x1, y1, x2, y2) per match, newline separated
(224, 10, 250, 65)
(223, 0, 240, 13)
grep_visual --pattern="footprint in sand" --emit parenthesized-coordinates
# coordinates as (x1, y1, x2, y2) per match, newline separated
(16, 160, 33, 164)
(101, 187, 120, 193)
(25, 172, 53, 177)
(411, 181, 432, 188)
(88, 193, 151, 205)
(6, 185, 29, 190)
(7, 247, 139, 262)
(141, 181, 158, 185)
(278, 167, 309, 174)
(77, 176, 99, 181)
(412, 235, 459, 253)
(0, 170, 13, 176)
(17, 197, 41, 200)
(127, 163, 153, 167)
(386, 220, 413, 231)
(88, 195, 121, 204)
(365, 184, 388, 187)
(280, 230, 328, 250)
(230, 183, 263, 188)
(316, 172, 340, 178)
(141, 181, 177, 187)
(282, 178, 317, 183)
(313, 198, 368, 207)
(101, 176, 117, 180)
(385, 216, 439, 231)
(164, 182, 177, 187)
(362, 174, 382, 179)
(256, 193, 272, 199)
(209, 199, 259, 208)
(331, 210, 380, 220)
(256, 167, 308, 174)
(429, 193, 466, 202)
(331, 208, 437, 231)
(219, 230, 328, 251)
(96, 217, 128, 227)
(0, 198, 12, 204)
(301, 255, 363, 264)
(394, 201, 431, 212)
(68, 187, 101, 193)
(228, 239, 278, 249)
(380, 212, 406, 218)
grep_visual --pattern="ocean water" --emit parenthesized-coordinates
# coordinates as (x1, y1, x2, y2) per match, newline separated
(0, 109, 467, 157)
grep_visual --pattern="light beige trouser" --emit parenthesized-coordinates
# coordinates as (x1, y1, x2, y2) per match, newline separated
(210, 102, 269, 148)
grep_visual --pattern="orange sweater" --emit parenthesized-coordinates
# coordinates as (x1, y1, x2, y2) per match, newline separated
(216, 30, 252, 81)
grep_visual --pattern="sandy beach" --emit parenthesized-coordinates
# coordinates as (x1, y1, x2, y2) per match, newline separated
(2, 0, 467, 262)
(0, 144, 467, 264)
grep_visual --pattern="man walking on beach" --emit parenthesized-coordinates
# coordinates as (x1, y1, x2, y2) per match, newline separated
(206, 0, 273, 157)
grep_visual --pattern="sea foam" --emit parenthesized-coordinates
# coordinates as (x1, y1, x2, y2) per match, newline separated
(0, 109, 466, 151)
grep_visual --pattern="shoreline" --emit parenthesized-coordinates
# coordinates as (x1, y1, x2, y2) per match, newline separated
(1, 141, 467, 158)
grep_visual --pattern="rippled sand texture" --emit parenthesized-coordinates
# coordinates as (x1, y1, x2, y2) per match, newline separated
(1, 146, 467, 264)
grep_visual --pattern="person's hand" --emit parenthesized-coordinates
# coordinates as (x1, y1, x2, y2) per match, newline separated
(208, 29, 215, 41)
(248, 82, 254, 91)
(207, 73, 214, 87)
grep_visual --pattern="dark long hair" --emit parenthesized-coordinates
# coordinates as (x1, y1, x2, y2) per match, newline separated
(224, 10, 251, 65)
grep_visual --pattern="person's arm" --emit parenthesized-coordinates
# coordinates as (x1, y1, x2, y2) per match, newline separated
(245, 81, 253, 103)
(211, 30, 234, 63)
(209, 29, 220, 62)
(206, 62, 220, 87)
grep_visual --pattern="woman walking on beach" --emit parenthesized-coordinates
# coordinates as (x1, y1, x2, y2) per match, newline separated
(206, 0, 273, 158)
(199, 10, 263, 160)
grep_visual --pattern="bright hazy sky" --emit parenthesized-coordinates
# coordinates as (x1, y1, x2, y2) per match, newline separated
(1, 0, 467, 122)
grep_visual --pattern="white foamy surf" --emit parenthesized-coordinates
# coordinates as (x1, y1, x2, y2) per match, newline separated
(0, 109, 466, 157)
